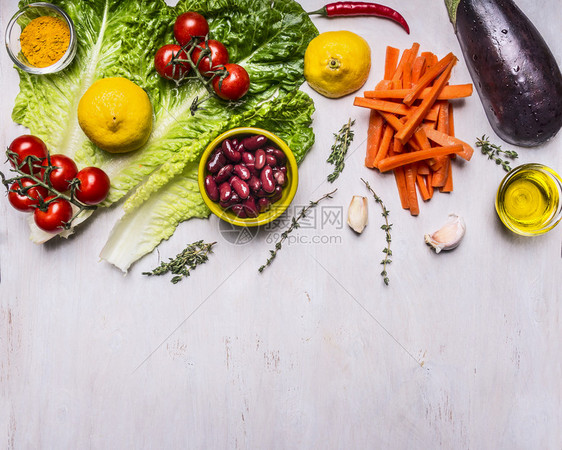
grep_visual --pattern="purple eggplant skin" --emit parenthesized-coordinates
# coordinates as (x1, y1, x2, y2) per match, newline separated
(453, 0, 562, 147)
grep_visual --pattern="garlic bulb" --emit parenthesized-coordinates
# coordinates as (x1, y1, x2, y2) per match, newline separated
(347, 195, 368, 233)
(424, 214, 466, 253)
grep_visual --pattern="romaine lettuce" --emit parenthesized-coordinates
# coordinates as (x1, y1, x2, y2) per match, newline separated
(12, 0, 318, 271)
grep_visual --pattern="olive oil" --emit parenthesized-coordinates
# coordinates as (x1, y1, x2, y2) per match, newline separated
(496, 164, 562, 235)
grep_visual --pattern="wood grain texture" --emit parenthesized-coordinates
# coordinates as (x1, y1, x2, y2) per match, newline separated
(1, 0, 561, 448)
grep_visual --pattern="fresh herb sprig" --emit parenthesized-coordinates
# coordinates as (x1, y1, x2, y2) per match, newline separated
(361, 178, 392, 286)
(143, 240, 216, 284)
(475, 135, 518, 172)
(327, 118, 355, 182)
(258, 189, 337, 273)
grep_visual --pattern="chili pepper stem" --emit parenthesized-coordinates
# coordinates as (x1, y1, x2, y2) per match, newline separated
(307, 7, 328, 16)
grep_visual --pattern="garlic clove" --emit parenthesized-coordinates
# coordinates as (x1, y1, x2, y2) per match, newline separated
(424, 213, 466, 253)
(347, 195, 368, 233)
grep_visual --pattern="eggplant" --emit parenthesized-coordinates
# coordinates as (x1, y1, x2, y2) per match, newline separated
(446, 0, 562, 147)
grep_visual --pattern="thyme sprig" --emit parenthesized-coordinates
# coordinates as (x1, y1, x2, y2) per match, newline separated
(361, 178, 392, 286)
(258, 189, 338, 273)
(143, 240, 217, 284)
(327, 118, 355, 182)
(1, 150, 97, 229)
(475, 135, 518, 172)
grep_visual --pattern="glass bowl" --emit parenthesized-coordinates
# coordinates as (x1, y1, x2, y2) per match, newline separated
(198, 127, 299, 228)
(495, 163, 562, 236)
(5, 2, 77, 74)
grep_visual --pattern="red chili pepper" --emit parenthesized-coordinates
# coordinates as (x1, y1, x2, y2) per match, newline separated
(308, 2, 410, 34)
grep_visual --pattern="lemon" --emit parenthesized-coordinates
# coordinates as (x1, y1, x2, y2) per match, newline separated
(304, 31, 371, 98)
(78, 77, 153, 153)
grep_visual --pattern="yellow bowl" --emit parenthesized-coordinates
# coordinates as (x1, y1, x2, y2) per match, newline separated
(198, 127, 299, 227)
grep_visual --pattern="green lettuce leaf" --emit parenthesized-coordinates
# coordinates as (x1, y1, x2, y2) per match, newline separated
(12, 0, 318, 271)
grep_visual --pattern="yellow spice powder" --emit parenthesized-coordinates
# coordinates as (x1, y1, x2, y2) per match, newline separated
(20, 16, 70, 68)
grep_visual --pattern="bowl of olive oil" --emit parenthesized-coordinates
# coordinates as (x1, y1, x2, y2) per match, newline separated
(495, 163, 562, 236)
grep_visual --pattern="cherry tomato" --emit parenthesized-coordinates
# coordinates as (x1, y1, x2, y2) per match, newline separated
(74, 167, 110, 205)
(41, 154, 78, 192)
(191, 40, 229, 76)
(34, 196, 73, 232)
(212, 64, 250, 101)
(7, 178, 49, 212)
(8, 135, 48, 174)
(154, 44, 190, 81)
(173, 11, 209, 46)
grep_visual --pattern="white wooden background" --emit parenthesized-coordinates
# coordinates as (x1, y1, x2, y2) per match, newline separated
(1, 0, 561, 448)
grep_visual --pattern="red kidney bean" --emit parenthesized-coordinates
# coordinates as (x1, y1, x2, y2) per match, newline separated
(204, 175, 219, 201)
(274, 170, 286, 186)
(219, 182, 232, 203)
(246, 161, 258, 176)
(269, 185, 283, 203)
(230, 175, 250, 199)
(255, 149, 266, 170)
(265, 154, 277, 167)
(243, 196, 259, 218)
(247, 175, 261, 192)
(277, 165, 287, 175)
(266, 147, 286, 163)
(206, 150, 226, 173)
(233, 164, 251, 180)
(231, 138, 239, 147)
(260, 165, 275, 193)
(255, 188, 268, 198)
(242, 134, 267, 151)
(230, 203, 247, 218)
(257, 197, 271, 213)
(241, 151, 255, 165)
(222, 139, 241, 162)
(215, 164, 233, 184)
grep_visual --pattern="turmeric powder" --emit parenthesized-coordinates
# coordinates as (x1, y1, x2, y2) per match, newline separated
(20, 16, 70, 68)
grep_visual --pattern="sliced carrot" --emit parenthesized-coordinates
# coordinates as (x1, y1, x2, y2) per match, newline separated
(365, 111, 384, 168)
(393, 165, 409, 209)
(426, 172, 434, 198)
(377, 145, 464, 173)
(417, 161, 431, 175)
(431, 157, 450, 187)
(384, 46, 400, 80)
(392, 49, 411, 83)
(395, 58, 456, 145)
(403, 52, 457, 106)
(354, 97, 440, 122)
(421, 51, 438, 71)
(411, 56, 426, 84)
(404, 164, 419, 216)
(422, 124, 474, 161)
(416, 174, 431, 201)
(373, 124, 394, 168)
(403, 61, 412, 89)
(364, 84, 473, 101)
(413, 126, 431, 150)
(440, 161, 454, 192)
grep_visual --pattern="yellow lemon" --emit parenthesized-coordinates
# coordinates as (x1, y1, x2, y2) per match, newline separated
(304, 31, 371, 98)
(78, 77, 153, 153)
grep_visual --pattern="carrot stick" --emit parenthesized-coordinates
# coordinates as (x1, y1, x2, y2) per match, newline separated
(403, 52, 457, 106)
(364, 84, 473, 101)
(417, 161, 430, 175)
(426, 172, 434, 198)
(377, 144, 464, 173)
(422, 124, 474, 161)
(354, 97, 440, 122)
(373, 124, 394, 168)
(404, 164, 419, 216)
(440, 161, 454, 192)
(365, 111, 384, 168)
(393, 166, 409, 209)
(395, 58, 456, 145)
(437, 101, 450, 134)
(392, 49, 411, 83)
(421, 51, 438, 71)
(413, 126, 431, 150)
(384, 46, 400, 80)
(403, 61, 412, 89)
(416, 174, 431, 201)
(431, 158, 449, 187)
(411, 56, 426, 84)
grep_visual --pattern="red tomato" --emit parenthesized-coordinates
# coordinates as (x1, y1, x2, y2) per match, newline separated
(41, 154, 78, 192)
(212, 64, 250, 101)
(173, 11, 209, 46)
(75, 167, 110, 205)
(154, 44, 190, 81)
(34, 196, 73, 232)
(7, 178, 49, 212)
(8, 135, 48, 174)
(191, 40, 229, 76)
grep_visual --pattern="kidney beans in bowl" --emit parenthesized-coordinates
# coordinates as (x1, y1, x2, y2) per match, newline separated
(198, 127, 299, 227)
